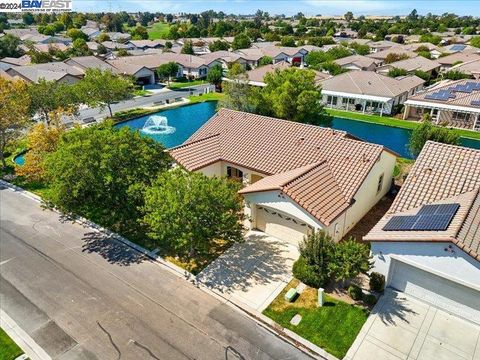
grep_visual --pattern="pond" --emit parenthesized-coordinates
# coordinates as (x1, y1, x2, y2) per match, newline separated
(115, 101, 218, 149)
(14, 102, 480, 165)
(115, 102, 479, 159)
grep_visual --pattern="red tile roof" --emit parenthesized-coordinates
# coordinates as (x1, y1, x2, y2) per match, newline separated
(365, 141, 480, 260)
(170, 108, 394, 225)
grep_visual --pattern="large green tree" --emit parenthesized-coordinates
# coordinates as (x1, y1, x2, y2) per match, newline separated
(260, 68, 329, 124)
(409, 116, 460, 157)
(44, 123, 170, 235)
(0, 34, 23, 58)
(143, 168, 244, 258)
(79, 69, 135, 117)
(27, 79, 80, 126)
(231, 33, 251, 50)
(0, 78, 31, 170)
(157, 62, 180, 85)
(206, 64, 223, 89)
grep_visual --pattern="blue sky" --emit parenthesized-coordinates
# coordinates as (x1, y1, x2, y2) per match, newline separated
(72, 1, 479, 16)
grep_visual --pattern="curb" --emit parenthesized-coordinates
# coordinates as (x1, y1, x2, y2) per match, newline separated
(1, 180, 332, 360)
(0, 309, 52, 360)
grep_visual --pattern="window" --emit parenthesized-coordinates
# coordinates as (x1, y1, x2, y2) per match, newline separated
(227, 166, 243, 181)
(377, 173, 384, 193)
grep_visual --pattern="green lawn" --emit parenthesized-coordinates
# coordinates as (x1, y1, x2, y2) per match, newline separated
(0, 328, 24, 360)
(168, 79, 208, 89)
(188, 92, 224, 104)
(148, 22, 170, 40)
(263, 279, 369, 359)
(326, 108, 480, 140)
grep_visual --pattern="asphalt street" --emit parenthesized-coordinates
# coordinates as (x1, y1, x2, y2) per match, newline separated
(75, 84, 213, 122)
(0, 185, 314, 360)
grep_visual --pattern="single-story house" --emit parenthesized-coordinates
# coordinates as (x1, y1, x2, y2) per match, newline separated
(0, 55, 32, 70)
(64, 56, 119, 73)
(106, 32, 131, 42)
(442, 43, 479, 54)
(437, 52, 480, 72)
(376, 56, 441, 77)
(321, 71, 425, 115)
(19, 42, 70, 54)
(245, 61, 331, 87)
(334, 55, 380, 71)
(234, 48, 265, 68)
(402, 42, 444, 59)
(365, 141, 480, 324)
(448, 58, 480, 79)
(368, 40, 397, 54)
(403, 79, 480, 131)
(80, 27, 101, 40)
(169, 108, 397, 244)
(367, 46, 418, 65)
(199, 51, 248, 70)
(101, 41, 135, 51)
(6, 62, 83, 84)
(128, 40, 165, 50)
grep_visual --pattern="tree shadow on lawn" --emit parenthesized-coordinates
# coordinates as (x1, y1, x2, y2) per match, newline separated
(81, 231, 147, 267)
(196, 233, 299, 295)
(375, 290, 419, 326)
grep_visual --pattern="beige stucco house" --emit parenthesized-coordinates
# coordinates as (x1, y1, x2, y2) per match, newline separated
(169, 109, 397, 245)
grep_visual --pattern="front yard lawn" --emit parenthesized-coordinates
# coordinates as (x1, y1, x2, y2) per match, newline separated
(0, 328, 24, 360)
(168, 79, 208, 89)
(188, 92, 224, 104)
(263, 279, 369, 359)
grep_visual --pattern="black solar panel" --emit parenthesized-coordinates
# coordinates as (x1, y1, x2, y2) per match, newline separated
(411, 214, 453, 231)
(383, 203, 459, 232)
(382, 216, 417, 231)
(471, 100, 480, 106)
(418, 203, 460, 216)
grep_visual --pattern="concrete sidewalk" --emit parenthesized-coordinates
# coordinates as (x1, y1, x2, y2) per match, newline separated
(1, 309, 51, 360)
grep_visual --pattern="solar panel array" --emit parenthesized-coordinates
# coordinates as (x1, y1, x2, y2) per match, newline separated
(424, 82, 480, 102)
(471, 100, 480, 107)
(451, 44, 467, 52)
(382, 203, 460, 232)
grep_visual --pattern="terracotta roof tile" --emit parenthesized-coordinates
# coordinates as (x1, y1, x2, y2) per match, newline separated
(170, 109, 391, 225)
(365, 141, 480, 260)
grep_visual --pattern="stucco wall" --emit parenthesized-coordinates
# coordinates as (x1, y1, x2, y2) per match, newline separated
(341, 151, 397, 237)
(371, 241, 480, 291)
(243, 190, 324, 230)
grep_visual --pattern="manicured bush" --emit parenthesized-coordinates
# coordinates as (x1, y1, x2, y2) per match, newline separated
(348, 285, 363, 301)
(362, 293, 377, 306)
(292, 256, 326, 288)
(369, 272, 385, 292)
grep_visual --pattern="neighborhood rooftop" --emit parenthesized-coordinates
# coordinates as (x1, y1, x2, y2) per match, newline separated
(170, 108, 394, 225)
(365, 141, 480, 260)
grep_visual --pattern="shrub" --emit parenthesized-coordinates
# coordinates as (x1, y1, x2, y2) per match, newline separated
(292, 256, 327, 288)
(369, 272, 385, 292)
(348, 285, 363, 301)
(363, 293, 377, 306)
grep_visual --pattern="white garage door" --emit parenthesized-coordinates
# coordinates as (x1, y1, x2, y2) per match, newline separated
(256, 206, 311, 245)
(390, 260, 480, 324)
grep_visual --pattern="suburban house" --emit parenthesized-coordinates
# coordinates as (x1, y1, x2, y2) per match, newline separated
(403, 79, 480, 131)
(436, 52, 480, 72)
(0, 55, 32, 70)
(200, 51, 248, 70)
(128, 40, 165, 50)
(236, 46, 309, 67)
(5, 62, 84, 84)
(169, 109, 397, 244)
(447, 57, 480, 79)
(64, 56, 119, 73)
(234, 48, 265, 68)
(321, 71, 425, 115)
(365, 141, 480, 324)
(80, 26, 101, 39)
(245, 61, 331, 87)
(334, 55, 380, 71)
(368, 40, 397, 53)
(367, 47, 418, 65)
(376, 56, 441, 77)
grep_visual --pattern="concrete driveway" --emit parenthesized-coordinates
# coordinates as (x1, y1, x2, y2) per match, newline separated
(345, 289, 480, 360)
(196, 231, 300, 311)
